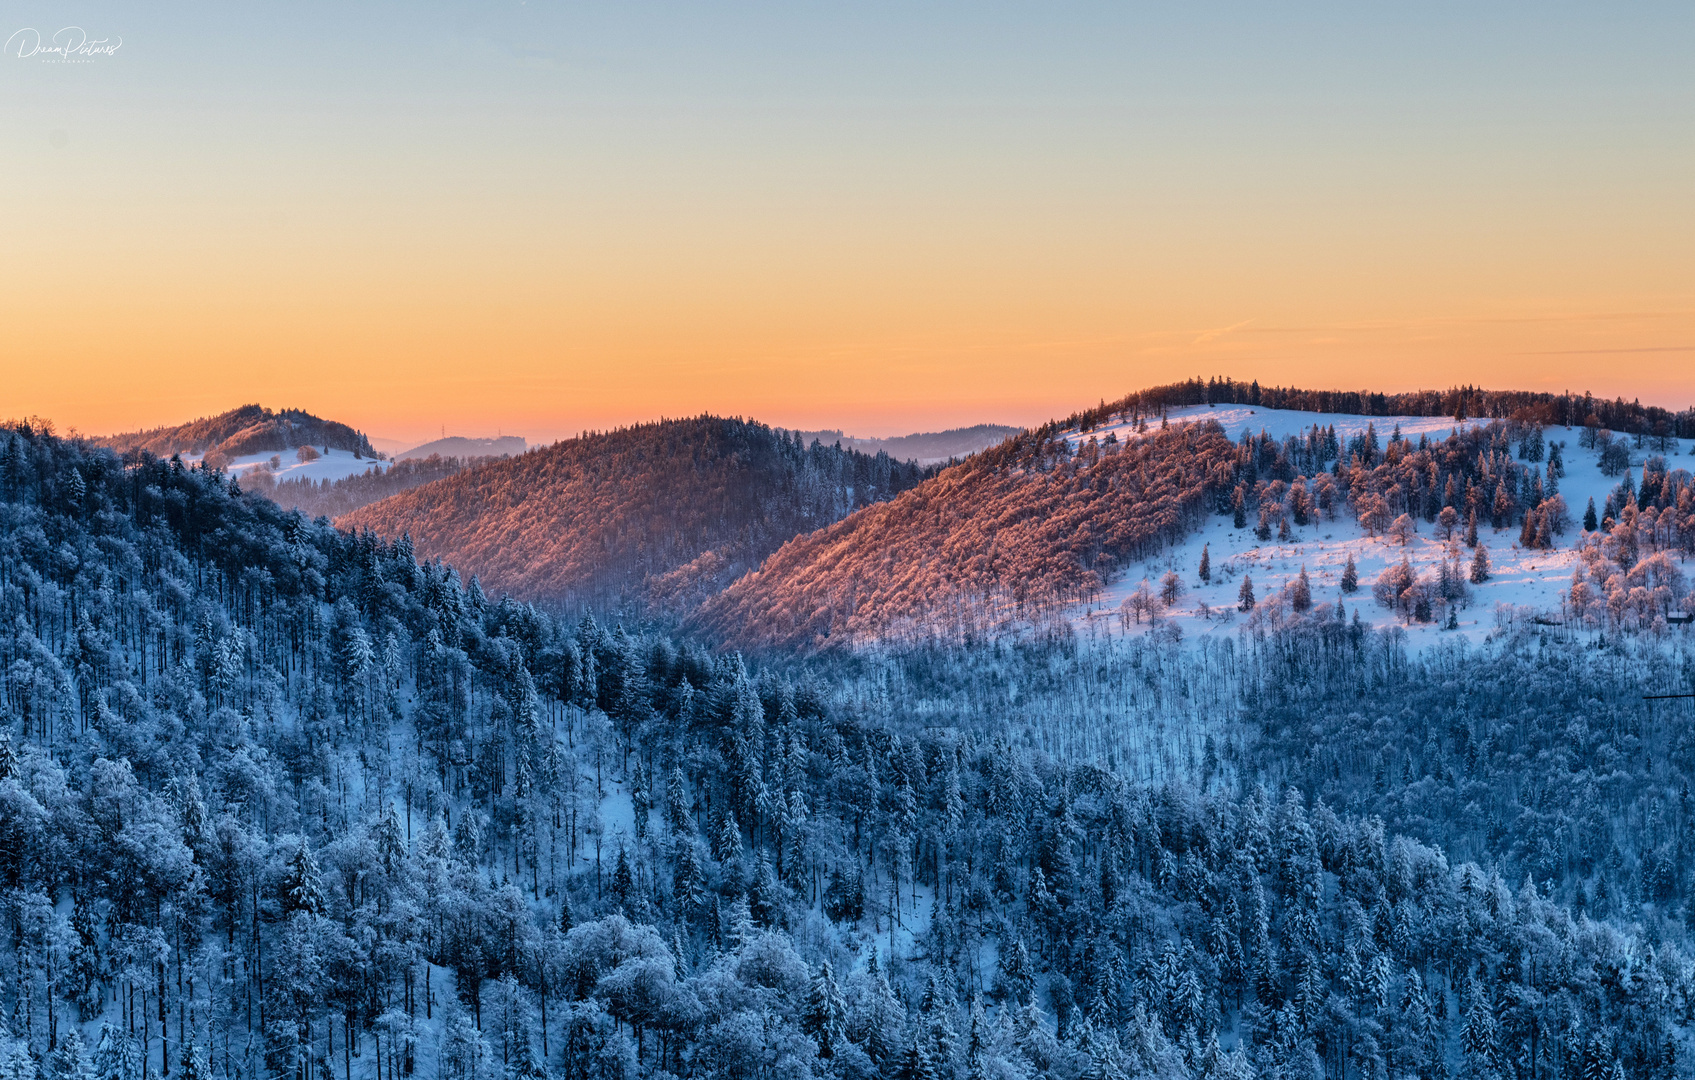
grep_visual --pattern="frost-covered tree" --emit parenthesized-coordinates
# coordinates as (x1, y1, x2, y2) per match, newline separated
(1289, 567, 1312, 613)
(1159, 571, 1183, 608)
(1470, 544, 1491, 584)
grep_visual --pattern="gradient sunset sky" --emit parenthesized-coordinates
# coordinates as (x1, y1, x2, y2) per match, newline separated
(4, 2, 1692, 444)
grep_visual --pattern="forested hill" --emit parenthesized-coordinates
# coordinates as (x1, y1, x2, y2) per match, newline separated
(692, 420, 1240, 650)
(2, 418, 1692, 1080)
(338, 415, 931, 612)
(1067, 378, 1695, 442)
(93, 405, 378, 468)
(696, 381, 1695, 652)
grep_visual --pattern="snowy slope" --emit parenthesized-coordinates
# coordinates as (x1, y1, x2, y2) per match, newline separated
(189, 447, 393, 485)
(1064, 406, 1692, 644)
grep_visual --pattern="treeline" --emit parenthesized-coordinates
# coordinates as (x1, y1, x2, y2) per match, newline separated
(2, 419, 1692, 1080)
(693, 421, 1241, 651)
(1069, 378, 1695, 442)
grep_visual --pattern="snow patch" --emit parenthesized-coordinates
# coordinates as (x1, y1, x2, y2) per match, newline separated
(185, 447, 394, 485)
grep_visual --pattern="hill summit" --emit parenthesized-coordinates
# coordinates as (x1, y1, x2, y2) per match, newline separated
(95, 404, 377, 468)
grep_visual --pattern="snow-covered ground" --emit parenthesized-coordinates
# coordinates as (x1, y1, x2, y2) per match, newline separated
(1070, 403, 1488, 450)
(1066, 406, 1693, 644)
(185, 447, 392, 484)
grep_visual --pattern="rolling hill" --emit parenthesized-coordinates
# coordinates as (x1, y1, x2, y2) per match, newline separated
(690, 419, 1240, 648)
(338, 414, 932, 610)
(95, 403, 378, 467)
(693, 379, 1695, 651)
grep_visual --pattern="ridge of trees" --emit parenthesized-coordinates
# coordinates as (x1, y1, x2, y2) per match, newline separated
(1069, 378, 1695, 442)
(338, 416, 931, 614)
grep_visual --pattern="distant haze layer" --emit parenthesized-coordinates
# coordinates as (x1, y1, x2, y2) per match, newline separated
(787, 425, 1020, 465)
(395, 435, 527, 461)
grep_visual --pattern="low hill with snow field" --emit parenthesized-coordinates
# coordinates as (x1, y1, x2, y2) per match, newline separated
(1073, 406, 1693, 645)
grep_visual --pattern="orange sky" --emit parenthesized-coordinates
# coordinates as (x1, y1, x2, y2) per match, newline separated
(3, 4, 1691, 443)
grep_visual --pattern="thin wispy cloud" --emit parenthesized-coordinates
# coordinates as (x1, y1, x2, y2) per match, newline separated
(1191, 319, 1256, 346)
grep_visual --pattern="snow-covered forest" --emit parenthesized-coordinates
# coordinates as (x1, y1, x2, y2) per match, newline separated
(2, 417, 1693, 1080)
(700, 391, 1694, 653)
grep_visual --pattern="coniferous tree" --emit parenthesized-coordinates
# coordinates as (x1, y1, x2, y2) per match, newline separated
(995, 936, 1034, 1006)
(664, 767, 692, 840)
(280, 841, 327, 917)
(1291, 567, 1312, 612)
(92, 1024, 141, 1080)
(610, 846, 634, 912)
(1340, 554, 1359, 594)
(1461, 996, 1499, 1078)
(51, 1030, 95, 1080)
(822, 864, 864, 923)
(1198, 543, 1211, 583)
(895, 1037, 937, 1080)
(672, 842, 706, 920)
(1470, 545, 1491, 584)
(178, 1039, 207, 1080)
(803, 962, 848, 1059)
(1238, 575, 1255, 612)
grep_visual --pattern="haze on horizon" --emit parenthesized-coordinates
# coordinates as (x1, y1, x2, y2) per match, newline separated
(3, 1, 1692, 444)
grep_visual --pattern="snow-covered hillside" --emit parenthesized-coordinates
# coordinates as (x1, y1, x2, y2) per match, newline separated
(1066, 406, 1693, 644)
(187, 446, 392, 485)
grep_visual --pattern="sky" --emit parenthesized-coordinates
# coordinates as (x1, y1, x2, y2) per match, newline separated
(3, 2, 1692, 445)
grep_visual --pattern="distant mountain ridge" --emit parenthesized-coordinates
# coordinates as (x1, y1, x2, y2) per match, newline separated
(338, 415, 932, 611)
(787, 424, 1019, 465)
(94, 404, 377, 466)
(396, 435, 526, 460)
